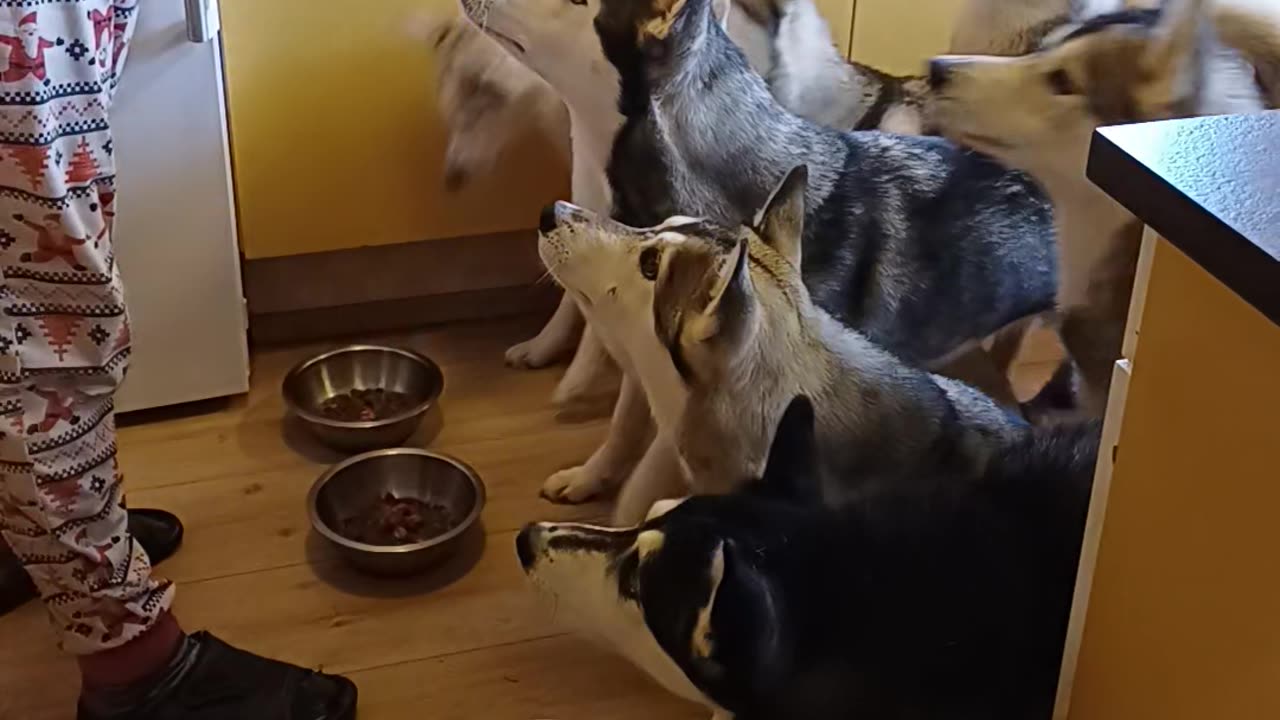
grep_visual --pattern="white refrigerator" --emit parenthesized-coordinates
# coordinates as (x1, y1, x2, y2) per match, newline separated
(112, 0, 250, 412)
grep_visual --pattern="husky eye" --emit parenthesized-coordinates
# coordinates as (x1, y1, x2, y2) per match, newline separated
(639, 247, 661, 281)
(616, 552, 641, 599)
(1045, 68, 1077, 96)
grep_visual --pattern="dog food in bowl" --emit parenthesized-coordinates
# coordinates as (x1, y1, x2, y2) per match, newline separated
(340, 492, 458, 546)
(319, 388, 415, 422)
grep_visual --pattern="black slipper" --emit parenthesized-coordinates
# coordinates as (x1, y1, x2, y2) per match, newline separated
(0, 508, 184, 617)
(78, 631, 358, 720)
(126, 508, 185, 565)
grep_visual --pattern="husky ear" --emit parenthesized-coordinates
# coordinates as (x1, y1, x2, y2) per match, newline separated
(641, 0, 691, 41)
(1142, 0, 1205, 75)
(711, 0, 732, 29)
(753, 165, 807, 268)
(683, 539, 790, 691)
(695, 238, 752, 341)
(746, 395, 822, 502)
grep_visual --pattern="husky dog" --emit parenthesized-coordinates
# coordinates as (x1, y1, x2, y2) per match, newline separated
(953, 0, 1280, 100)
(528, 0, 1057, 520)
(518, 396, 1100, 720)
(430, 0, 933, 192)
(451, 0, 1010, 403)
(931, 0, 1278, 415)
(410, 13, 571, 191)
(539, 167, 1032, 508)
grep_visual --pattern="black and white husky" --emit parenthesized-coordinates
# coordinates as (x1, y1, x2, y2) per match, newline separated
(518, 396, 1100, 720)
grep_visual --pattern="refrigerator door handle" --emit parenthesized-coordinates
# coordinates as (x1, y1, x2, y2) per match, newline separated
(184, 0, 220, 43)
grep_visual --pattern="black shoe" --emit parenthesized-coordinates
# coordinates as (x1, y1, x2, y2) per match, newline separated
(126, 508, 185, 565)
(78, 631, 358, 720)
(0, 508, 184, 617)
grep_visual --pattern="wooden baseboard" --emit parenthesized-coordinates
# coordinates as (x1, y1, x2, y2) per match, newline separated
(250, 284, 560, 347)
(242, 226, 558, 346)
(243, 229, 543, 315)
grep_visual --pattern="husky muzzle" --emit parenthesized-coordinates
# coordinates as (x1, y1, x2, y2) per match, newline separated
(516, 521, 639, 571)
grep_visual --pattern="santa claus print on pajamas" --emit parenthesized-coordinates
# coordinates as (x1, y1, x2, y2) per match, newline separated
(0, 12, 62, 85)
(0, 1, 175, 655)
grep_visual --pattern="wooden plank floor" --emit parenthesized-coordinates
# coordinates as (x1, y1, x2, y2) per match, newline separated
(0, 312, 1062, 720)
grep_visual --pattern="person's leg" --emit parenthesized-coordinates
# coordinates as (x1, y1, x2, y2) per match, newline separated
(0, 0, 173, 657)
(0, 3, 356, 717)
(1, 507, 185, 617)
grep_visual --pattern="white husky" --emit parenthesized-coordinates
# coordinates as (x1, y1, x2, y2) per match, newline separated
(931, 0, 1279, 415)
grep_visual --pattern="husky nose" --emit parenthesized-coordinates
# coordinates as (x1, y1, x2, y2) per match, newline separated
(929, 58, 956, 90)
(516, 524, 538, 570)
(539, 204, 559, 234)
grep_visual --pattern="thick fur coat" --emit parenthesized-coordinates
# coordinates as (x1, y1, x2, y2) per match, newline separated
(519, 397, 1100, 719)
(538, 168, 1029, 503)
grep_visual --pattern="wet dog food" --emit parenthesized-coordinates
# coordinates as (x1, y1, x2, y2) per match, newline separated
(319, 388, 415, 422)
(341, 493, 457, 546)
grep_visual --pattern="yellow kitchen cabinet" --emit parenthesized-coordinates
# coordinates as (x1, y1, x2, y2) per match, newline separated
(220, 0, 866, 261)
(219, 0, 568, 259)
(1055, 115, 1280, 720)
(814, 0, 857, 56)
(850, 0, 964, 75)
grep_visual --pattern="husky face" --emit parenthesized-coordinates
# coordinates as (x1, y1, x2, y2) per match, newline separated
(538, 167, 807, 391)
(522, 394, 1099, 718)
(930, 0, 1209, 184)
(518, 398, 822, 716)
(515, 516, 724, 707)
(458, 0, 732, 107)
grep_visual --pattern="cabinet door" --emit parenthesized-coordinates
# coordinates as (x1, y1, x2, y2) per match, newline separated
(219, 0, 569, 259)
(849, 0, 964, 75)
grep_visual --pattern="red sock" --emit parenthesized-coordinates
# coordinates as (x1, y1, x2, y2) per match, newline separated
(78, 611, 184, 689)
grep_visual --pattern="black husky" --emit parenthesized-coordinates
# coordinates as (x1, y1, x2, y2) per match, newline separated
(519, 396, 1099, 719)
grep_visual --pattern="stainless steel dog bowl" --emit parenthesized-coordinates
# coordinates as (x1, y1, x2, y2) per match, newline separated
(307, 448, 485, 576)
(282, 345, 443, 453)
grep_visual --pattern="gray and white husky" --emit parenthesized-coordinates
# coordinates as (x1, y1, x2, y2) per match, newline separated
(452, 0, 1029, 409)
(932, 0, 1280, 415)
(539, 167, 1029, 512)
(529, 0, 1056, 521)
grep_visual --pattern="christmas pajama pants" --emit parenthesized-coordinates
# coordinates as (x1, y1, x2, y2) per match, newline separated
(0, 0, 173, 655)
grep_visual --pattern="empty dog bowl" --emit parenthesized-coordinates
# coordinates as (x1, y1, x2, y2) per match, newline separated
(307, 448, 485, 576)
(282, 345, 443, 453)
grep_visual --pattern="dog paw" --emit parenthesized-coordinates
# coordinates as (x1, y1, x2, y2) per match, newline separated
(505, 337, 560, 369)
(540, 466, 610, 504)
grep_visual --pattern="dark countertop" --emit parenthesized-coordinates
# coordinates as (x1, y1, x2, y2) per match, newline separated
(1087, 111, 1279, 328)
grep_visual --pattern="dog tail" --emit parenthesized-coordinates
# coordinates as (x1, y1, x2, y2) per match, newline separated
(1214, 0, 1280, 107)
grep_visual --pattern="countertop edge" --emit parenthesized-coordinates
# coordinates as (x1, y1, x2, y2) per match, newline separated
(1087, 128, 1280, 329)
